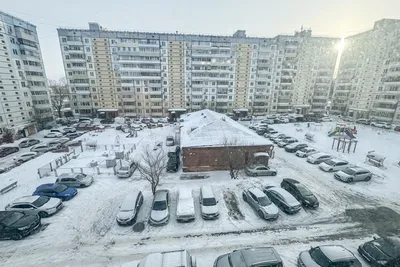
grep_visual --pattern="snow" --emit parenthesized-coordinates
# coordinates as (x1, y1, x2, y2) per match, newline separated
(180, 109, 272, 148)
(0, 120, 399, 266)
(177, 188, 195, 216)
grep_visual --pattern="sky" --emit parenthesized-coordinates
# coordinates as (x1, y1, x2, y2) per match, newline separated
(2, 0, 400, 80)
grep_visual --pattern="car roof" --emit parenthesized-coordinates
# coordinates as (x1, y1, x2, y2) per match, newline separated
(266, 187, 298, 202)
(12, 195, 40, 204)
(178, 188, 192, 199)
(329, 158, 348, 163)
(58, 173, 79, 179)
(250, 164, 268, 169)
(312, 152, 329, 157)
(319, 245, 356, 261)
(0, 211, 25, 221)
(248, 188, 266, 198)
(282, 178, 300, 184)
(154, 189, 169, 201)
(347, 166, 369, 172)
(200, 185, 215, 198)
(120, 192, 140, 209)
(36, 183, 57, 190)
(20, 152, 36, 156)
(238, 247, 282, 265)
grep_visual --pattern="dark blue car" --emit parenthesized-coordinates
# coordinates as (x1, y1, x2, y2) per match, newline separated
(33, 183, 77, 201)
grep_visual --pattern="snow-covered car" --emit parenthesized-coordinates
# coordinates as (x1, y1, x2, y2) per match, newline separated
(263, 186, 302, 214)
(371, 121, 392, 129)
(242, 188, 279, 220)
(245, 164, 277, 176)
(116, 190, 143, 225)
(214, 247, 282, 267)
(358, 236, 400, 266)
(44, 132, 63, 138)
(62, 127, 76, 133)
(176, 188, 195, 223)
(30, 143, 51, 153)
(264, 129, 278, 138)
(321, 117, 333, 122)
(134, 249, 197, 267)
(149, 189, 170, 226)
(285, 143, 308, 153)
(298, 245, 361, 267)
(47, 140, 63, 149)
(307, 152, 332, 164)
(14, 152, 37, 163)
(50, 129, 67, 135)
(66, 132, 80, 139)
(166, 136, 174, 146)
(356, 118, 370, 125)
(5, 195, 63, 218)
(296, 147, 318, 158)
(277, 138, 298, 147)
(199, 185, 219, 220)
(55, 172, 94, 188)
(334, 166, 372, 183)
(56, 137, 70, 144)
(319, 158, 349, 172)
(269, 133, 285, 141)
(273, 136, 291, 144)
(116, 161, 136, 178)
(18, 139, 40, 148)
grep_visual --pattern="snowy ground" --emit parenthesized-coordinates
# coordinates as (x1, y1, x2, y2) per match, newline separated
(0, 121, 399, 266)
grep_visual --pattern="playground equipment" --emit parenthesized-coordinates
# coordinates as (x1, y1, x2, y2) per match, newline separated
(365, 151, 386, 167)
(328, 123, 357, 139)
(331, 137, 358, 153)
(305, 132, 315, 142)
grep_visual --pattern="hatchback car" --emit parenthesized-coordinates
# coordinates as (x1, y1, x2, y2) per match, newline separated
(280, 178, 319, 208)
(116, 162, 136, 178)
(334, 166, 372, 183)
(149, 189, 170, 226)
(245, 164, 277, 177)
(55, 172, 94, 187)
(18, 139, 40, 148)
(199, 185, 219, 220)
(358, 236, 400, 267)
(307, 152, 332, 164)
(14, 152, 37, 163)
(263, 186, 301, 214)
(44, 132, 63, 138)
(0, 211, 41, 240)
(319, 158, 349, 172)
(0, 146, 19, 157)
(298, 245, 361, 267)
(214, 247, 283, 267)
(116, 190, 143, 225)
(285, 143, 308, 153)
(5, 196, 63, 218)
(242, 188, 279, 220)
(296, 147, 318, 158)
(33, 183, 78, 201)
(30, 143, 51, 153)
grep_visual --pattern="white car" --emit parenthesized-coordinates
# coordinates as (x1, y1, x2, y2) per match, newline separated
(307, 152, 332, 164)
(176, 188, 195, 222)
(116, 191, 143, 225)
(44, 132, 63, 138)
(133, 250, 196, 267)
(321, 117, 333, 122)
(296, 147, 318, 158)
(30, 143, 51, 153)
(5, 195, 63, 218)
(371, 122, 392, 129)
(199, 185, 219, 220)
(319, 158, 349, 172)
(116, 161, 136, 178)
(14, 152, 37, 163)
(334, 166, 373, 183)
(55, 172, 94, 188)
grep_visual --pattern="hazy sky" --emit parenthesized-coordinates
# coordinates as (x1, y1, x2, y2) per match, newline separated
(2, 0, 400, 80)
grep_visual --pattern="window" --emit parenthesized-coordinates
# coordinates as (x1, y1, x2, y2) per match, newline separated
(12, 49, 18, 55)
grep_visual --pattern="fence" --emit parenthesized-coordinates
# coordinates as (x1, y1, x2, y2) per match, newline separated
(37, 146, 83, 178)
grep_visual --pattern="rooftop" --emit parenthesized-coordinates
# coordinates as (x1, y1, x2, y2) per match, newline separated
(319, 245, 355, 261)
(180, 109, 272, 148)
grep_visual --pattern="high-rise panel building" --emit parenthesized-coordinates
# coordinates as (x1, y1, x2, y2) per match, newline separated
(0, 11, 52, 135)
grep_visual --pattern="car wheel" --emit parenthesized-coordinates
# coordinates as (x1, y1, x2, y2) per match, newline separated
(257, 210, 264, 218)
(252, 173, 258, 177)
(38, 211, 48, 218)
(80, 184, 86, 188)
(271, 172, 277, 176)
(242, 193, 247, 202)
(347, 178, 353, 183)
(364, 176, 371, 181)
(11, 233, 23, 240)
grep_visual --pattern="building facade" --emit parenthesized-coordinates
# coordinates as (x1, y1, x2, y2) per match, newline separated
(0, 11, 52, 135)
(58, 23, 339, 117)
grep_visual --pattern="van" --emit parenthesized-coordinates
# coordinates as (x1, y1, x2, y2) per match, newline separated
(116, 190, 143, 225)
(199, 185, 219, 220)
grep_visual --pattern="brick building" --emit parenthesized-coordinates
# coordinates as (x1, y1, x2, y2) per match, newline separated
(180, 109, 273, 172)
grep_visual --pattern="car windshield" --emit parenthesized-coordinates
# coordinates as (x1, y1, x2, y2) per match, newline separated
(32, 196, 50, 207)
(54, 184, 68, 193)
(258, 196, 272, 206)
(310, 248, 331, 266)
(342, 168, 357, 175)
(372, 238, 399, 257)
(324, 159, 336, 166)
(1, 212, 24, 226)
(76, 173, 86, 179)
(166, 137, 173, 141)
(296, 184, 313, 196)
(202, 197, 217, 206)
(153, 200, 167, 210)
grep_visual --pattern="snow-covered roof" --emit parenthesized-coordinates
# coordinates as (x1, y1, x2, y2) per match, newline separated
(97, 108, 118, 112)
(180, 109, 272, 148)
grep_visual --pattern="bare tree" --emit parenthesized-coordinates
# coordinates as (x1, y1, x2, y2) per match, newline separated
(136, 145, 168, 195)
(49, 78, 70, 118)
(223, 137, 247, 179)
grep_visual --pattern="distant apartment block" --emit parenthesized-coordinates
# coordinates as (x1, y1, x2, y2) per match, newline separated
(0, 11, 52, 135)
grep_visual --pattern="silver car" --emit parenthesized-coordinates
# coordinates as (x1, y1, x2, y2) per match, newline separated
(298, 245, 361, 267)
(5, 195, 63, 218)
(116, 161, 136, 178)
(116, 190, 143, 225)
(14, 152, 37, 163)
(334, 166, 372, 183)
(242, 188, 279, 220)
(55, 172, 94, 187)
(30, 143, 52, 153)
(149, 189, 170, 226)
(214, 247, 283, 267)
(245, 164, 277, 177)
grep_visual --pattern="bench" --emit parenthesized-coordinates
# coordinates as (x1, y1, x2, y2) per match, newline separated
(0, 181, 18, 194)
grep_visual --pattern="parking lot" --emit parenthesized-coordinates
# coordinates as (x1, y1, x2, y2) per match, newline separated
(0, 119, 399, 266)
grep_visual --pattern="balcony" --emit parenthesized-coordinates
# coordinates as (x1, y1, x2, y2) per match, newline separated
(372, 107, 396, 113)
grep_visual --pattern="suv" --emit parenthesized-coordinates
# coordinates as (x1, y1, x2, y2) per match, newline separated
(242, 188, 279, 220)
(0, 210, 41, 240)
(134, 250, 196, 267)
(116, 161, 136, 178)
(199, 185, 219, 220)
(149, 189, 170, 226)
(55, 172, 94, 187)
(116, 190, 143, 225)
(334, 166, 372, 183)
(18, 139, 40, 148)
(214, 247, 283, 267)
(0, 147, 19, 157)
(5, 195, 63, 218)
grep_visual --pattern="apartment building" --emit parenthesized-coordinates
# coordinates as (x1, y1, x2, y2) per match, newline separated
(332, 19, 400, 124)
(0, 11, 52, 136)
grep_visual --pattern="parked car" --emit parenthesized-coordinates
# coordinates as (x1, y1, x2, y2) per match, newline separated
(264, 129, 278, 138)
(214, 247, 283, 267)
(371, 121, 392, 129)
(62, 127, 76, 133)
(134, 249, 197, 267)
(307, 152, 332, 164)
(14, 152, 37, 163)
(132, 125, 143, 131)
(273, 136, 292, 144)
(263, 186, 301, 214)
(0, 146, 19, 157)
(18, 139, 40, 148)
(280, 178, 319, 208)
(358, 236, 400, 267)
(44, 132, 63, 138)
(149, 189, 170, 226)
(50, 129, 67, 135)
(116, 190, 143, 226)
(256, 128, 269, 135)
(30, 143, 51, 153)
(269, 133, 286, 141)
(334, 166, 372, 183)
(242, 188, 279, 220)
(0, 211, 41, 240)
(296, 147, 318, 158)
(298, 245, 361, 267)
(321, 117, 333, 122)
(116, 161, 136, 178)
(5, 196, 63, 218)
(176, 188, 195, 223)
(166, 157, 180, 172)
(199, 185, 219, 220)
(66, 132, 80, 139)
(56, 137, 70, 145)
(277, 138, 298, 148)
(285, 143, 308, 153)
(33, 183, 78, 201)
(55, 172, 94, 187)
(166, 136, 174, 146)
(47, 140, 63, 150)
(394, 125, 400, 132)
(245, 164, 277, 177)
(319, 158, 349, 172)
(356, 118, 370, 125)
